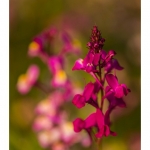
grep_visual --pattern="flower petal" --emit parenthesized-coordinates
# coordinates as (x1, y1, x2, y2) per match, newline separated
(117, 98, 126, 107)
(85, 64, 95, 73)
(104, 125, 110, 136)
(121, 84, 131, 96)
(83, 82, 94, 101)
(104, 107, 114, 126)
(72, 58, 84, 70)
(84, 113, 96, 129)
(27, 65, 40, 85)
(106, 74, 119, 90)
(100, 50, 107, 60)
(72, 94, 86, 108)
(113, 59, 124, 70)
(73, 118, 85, 132)
(114, 85, 124, 98)
(95, 127, 104, 138)
(93, 53, 101, 66)
(96, 109, 104, 128)
(104, 50, 116, 63)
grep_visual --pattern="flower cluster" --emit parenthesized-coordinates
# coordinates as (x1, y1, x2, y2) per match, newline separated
(17, 27, 90, 150)
(72, 26, 131, 140)
(33, 93, 91, 149)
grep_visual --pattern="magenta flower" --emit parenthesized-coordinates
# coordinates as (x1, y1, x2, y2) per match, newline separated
(18, 25, 131, 149)
(104, 59, 124, 73)
(48, 56, 64, 74)
(95, 109, 116, 138)
(72, 52, 96, 73)
(72, 26, 130, 146)
(47, 56, 68, 87)
(105, 74, 130, 98)
(28, 37, 44, 57)
(17, 65, 39, 94)
(51, 69, 67, 87)
(72, 82, 100, 108)
(104, 86, 126, 108)
(73, 108, 116, 138)
(101, 50, 116, 65)
(73, 113, 96, 132)
(72, 94, 86, 108)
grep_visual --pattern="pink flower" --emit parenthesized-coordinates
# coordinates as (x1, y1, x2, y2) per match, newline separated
(17, 65, 39, 94)
(51, 69, 67, 87)
(35, 98, 57, 115)
(104, 59, 123, 73)
(48, 56, 68, 87)
(33, 115, 53, 131)
(48, 56, 64, 74)
(28, 28, 57, 58)
(106, 74, 130, 98)
(28, 37, 43, 57)
(60, 122, 79, 143)
(72, 82, 100, 108)
(72, 52, 96, 73)
(37, 128, 61, 148)
(104, 86, 126, 108)
(73, 109, 116, 138)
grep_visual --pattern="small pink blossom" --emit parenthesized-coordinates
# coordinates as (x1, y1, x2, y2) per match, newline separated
(73, 109, 116, 138)
(35, 98, 57, 115)
(28, 37, 43, 57)
(33, 115, 53, 131)
(106, 74, 130, 98)
(17, 65, 39, 94)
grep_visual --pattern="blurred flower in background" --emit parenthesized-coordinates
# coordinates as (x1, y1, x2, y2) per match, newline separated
(10, 0, 140, 150)
(16, 26, 91, 150)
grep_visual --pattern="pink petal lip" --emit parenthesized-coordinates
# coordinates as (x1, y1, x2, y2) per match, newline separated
(72, 94, 86, 108)
(72, 58, 84, 70)
(106, 74, 119, 90)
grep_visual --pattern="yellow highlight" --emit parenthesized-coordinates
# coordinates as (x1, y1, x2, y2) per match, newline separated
(17, 74, 29, 91)
(64, 122, 73, 131)
(55, 70, 67, 84)
(18, 74, 27, 83)
(29, 41, 40, 52)
(37, 99, 56, 115)
(78, 58, 83, 65)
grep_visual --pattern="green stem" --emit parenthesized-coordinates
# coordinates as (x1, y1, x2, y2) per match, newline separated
(97, 138, 103, 150)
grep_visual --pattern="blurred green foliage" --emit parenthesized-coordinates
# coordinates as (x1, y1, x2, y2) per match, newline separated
(10, 0, 140, 149)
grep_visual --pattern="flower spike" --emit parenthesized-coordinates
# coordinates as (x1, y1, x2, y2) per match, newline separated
(72, 26, 130, 143)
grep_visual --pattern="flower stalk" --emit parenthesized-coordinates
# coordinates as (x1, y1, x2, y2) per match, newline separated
(72, 26, 131, 149)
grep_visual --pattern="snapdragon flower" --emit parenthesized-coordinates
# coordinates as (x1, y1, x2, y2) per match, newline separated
(105, 74, 130, 98)
(72, 26, 131, 147)
(17, 65, 39, 94)
(33, 95, 91, 149)
(72, 81, 100, 108)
